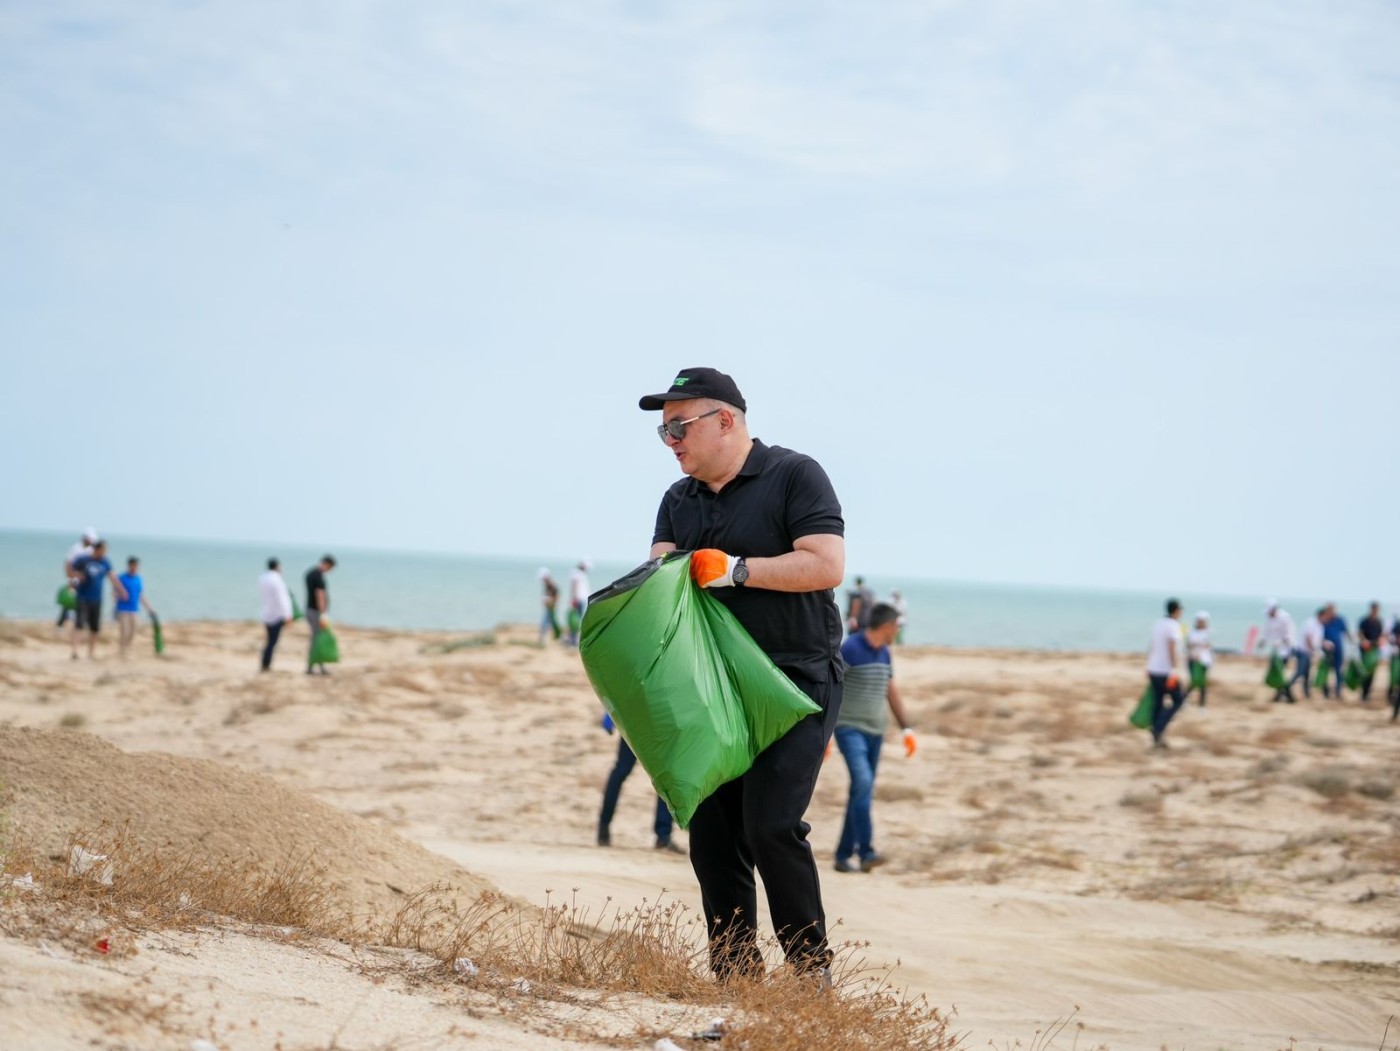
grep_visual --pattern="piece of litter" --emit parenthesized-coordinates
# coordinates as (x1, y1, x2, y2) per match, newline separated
(191, 1040, 220, 1051)
(655, 1040, 685, 1051)
(511, 978, 531, 994)
(94, 938, 110, 955)
(693, 1017, 727, 1040)
(178, 892, 192, 908)
(11, 873, 35, 891)
(453, 957, 479, 978)
(68, 845, 114, 886)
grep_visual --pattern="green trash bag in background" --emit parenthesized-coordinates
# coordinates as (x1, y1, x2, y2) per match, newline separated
(1313, 658, 1331, 691)
(1190, 662, 1209, 691)
(291, 593, 303, 622)
(1361, 646, 1380, 676)
(1344, 658, 1362, 691)
(579, 552, 821, 828)
(566, 605, 582, 637)
(150, 612, 165, 655)
(310, 622, 341, 665)
(1129, 682, 1155, 730)
(1264, 655, 1287, 690)
(1391, 654, 1400, 690)
(56, 584, 76, 610)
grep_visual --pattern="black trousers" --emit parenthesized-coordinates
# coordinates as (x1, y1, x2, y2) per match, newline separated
(686, 665, 842, 977)
(261, 619, 285, 670)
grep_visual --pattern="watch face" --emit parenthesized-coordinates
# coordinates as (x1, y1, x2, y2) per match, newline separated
(733, 560, 749, 584)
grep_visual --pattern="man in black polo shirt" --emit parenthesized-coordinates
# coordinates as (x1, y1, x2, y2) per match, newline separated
(641, 366, 845, 980)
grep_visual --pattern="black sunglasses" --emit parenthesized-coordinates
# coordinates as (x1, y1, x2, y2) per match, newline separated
(657, 408, 721, 442)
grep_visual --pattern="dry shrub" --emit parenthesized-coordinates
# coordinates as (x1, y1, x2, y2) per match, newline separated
(1118, 791, 1162, 813)
(1259, 726, 1303, 748)
(0, 824, 350, 945)
(1295, 765, 1355, 799)
(420, 633, 496, 654)
(875, 783, 925, 803)
(1250, 754, 1291, 779)
(1357, 778, 1396, 802)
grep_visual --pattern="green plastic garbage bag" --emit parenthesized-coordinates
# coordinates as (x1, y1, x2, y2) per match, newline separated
(1344, 657, 1362, 691)
(1361, 646, 1380, 676)
(1129, 682, 1155, 730)
(1190, 662, 1208, 691)
(579, 552, 821, 828)
(291, 594, 303, 622)
(150, 612, 165, 655)
(1313, 658, 1330, 691)
(566, 605, 582, 637)
(56, 584, 76, 611)
(310, 622, 341, 665)
(1264, 655, 1287, 690)
(1391, 655, 1400, 690)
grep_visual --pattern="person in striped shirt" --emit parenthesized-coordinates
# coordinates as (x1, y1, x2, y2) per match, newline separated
(833, 602, 917, 874)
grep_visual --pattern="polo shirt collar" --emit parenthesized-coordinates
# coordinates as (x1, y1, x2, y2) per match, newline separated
(680, 439, 770, 493)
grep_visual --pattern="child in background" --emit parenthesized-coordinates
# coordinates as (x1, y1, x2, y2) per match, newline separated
(1185, 611, 1213, 707)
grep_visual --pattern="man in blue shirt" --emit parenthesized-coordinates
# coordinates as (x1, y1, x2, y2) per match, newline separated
(115, 556, 157, 656)
(833, 603, 917, 874)
(1320, 603, 1351, 699)
(70, 540, 126, 660)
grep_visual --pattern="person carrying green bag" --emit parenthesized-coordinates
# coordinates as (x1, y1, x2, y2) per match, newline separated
(1184, 611, 1213, 707)
(1142, 598, 1188, 746)
(634, 365, 846, 982)
(1356, 602, 1385, 702)
(304, 555, 337, 675)
(1257, 599, 1298, 703)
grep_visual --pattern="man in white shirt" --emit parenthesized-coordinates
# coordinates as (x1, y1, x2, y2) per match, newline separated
(1146, 598, 1187, 748)
(258, 558, 295, 672)
(57, 528, 97, 630)
(1294, 606, 1325, 700)
(565, 558, 592, 646)
(1257, 599, 1298, 703)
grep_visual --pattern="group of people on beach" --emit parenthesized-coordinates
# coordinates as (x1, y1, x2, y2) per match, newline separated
(56, 529, 157, 660)
(536, 559, 592, 647)
(1143, 596, 1400, 748)
(56, 530, 338, 676)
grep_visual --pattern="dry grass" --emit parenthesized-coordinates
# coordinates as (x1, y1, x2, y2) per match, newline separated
(1, 824, 960, 1051)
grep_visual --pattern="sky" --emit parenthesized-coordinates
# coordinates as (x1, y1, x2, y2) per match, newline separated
(3, 1, 1398, 601)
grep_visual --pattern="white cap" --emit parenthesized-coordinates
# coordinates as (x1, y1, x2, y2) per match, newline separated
(82, 527, 98, 543)
(1264, 597, 1278, 612)
(579, 558, 592, 570)
(1195, 610, 1210, 623)
(537, 567, 551, 580)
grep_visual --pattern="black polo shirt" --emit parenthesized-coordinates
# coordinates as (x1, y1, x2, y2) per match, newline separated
(652, 439, 844, 682)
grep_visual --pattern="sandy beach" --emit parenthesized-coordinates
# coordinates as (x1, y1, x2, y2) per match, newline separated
(2, 617, 1398, 1050)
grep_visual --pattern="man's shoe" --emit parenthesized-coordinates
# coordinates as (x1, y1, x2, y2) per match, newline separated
(860, 852, 887, 873)
(596, 829, 611, 847)
(654, 837, 686, 855)
(833, 857, 858, 873)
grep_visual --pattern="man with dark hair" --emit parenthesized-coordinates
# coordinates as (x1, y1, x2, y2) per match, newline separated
(259, 558, 294, 671)
(640, 366, 845, 981)
(1357, 602, 1385, 703)
(115, 556, 157, 656)
(70, 540, 127, 660)
(832, 601, 916, 875)
(305, 555, 336, 675)
(1146, 598, 1187, 749)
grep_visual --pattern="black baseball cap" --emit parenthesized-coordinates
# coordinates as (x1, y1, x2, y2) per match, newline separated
(638, 367, 746, 413)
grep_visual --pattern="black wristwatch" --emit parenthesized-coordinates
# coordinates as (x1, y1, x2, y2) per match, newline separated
(732, 557, 749, 587)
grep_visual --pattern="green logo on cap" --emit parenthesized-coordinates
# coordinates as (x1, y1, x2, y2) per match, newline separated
(673, 376, 689, 386)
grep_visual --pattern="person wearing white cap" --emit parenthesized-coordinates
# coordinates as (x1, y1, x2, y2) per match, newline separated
(565, 559, 591, 646)
(537, 567, 561, 645)
(1255, 599, 1297, 703)
(56, 528, 97, 631)
(1184, 611, 1213, 707)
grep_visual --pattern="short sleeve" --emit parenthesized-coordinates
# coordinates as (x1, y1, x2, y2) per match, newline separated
(784, 456, 844, 540)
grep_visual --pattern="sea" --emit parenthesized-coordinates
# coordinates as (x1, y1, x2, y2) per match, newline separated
(0, 528, 1350, 654)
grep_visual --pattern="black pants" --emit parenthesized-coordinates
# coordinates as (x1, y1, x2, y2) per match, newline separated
(686, 665, 842, 977)
(261, 619, 285, 670)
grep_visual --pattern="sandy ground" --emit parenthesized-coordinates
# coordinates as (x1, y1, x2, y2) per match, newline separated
(1, 616, 1398, 1050)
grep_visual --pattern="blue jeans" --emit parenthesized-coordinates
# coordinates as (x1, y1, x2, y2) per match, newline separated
(835, 725, 882, 863)
(1288, 648, 1312, 697)
(598, 739, 672, 841)
(1148, 674, 1184, 742)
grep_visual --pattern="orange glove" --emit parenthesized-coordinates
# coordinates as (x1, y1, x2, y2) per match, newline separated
(1165, 674, 1179, 690)
(901, 728, 917, 758)
(824, 738, 834, 761)
(691, 549, 739, 588)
